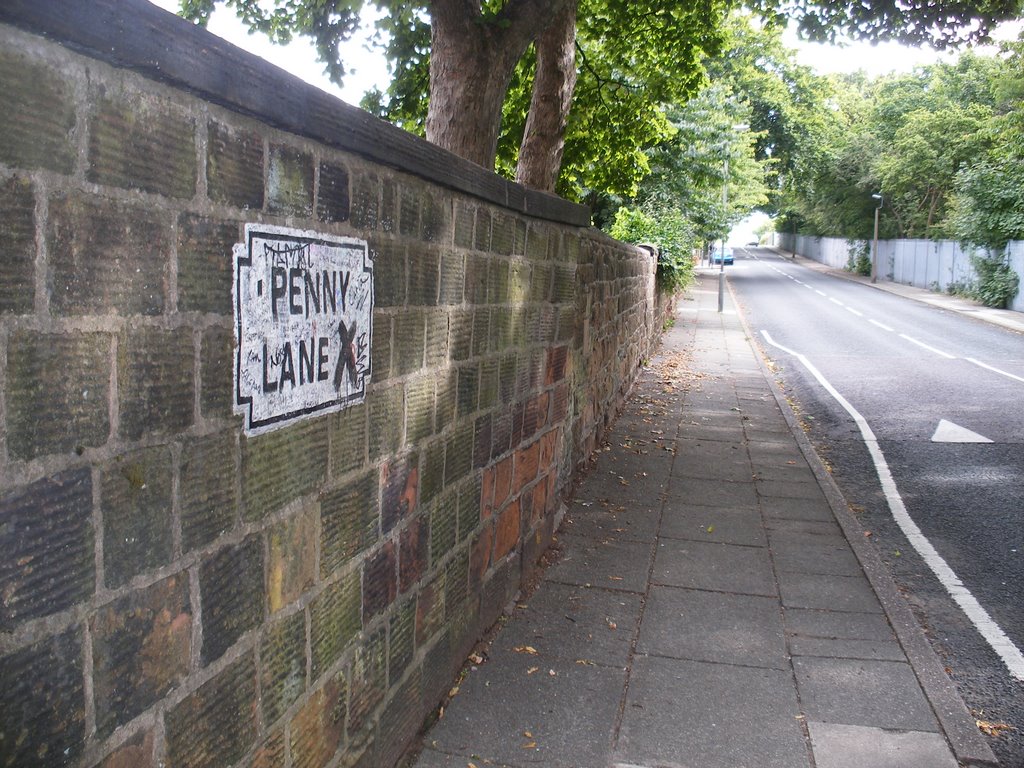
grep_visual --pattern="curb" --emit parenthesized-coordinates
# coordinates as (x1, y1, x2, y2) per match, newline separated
(726, 275, 999, 767)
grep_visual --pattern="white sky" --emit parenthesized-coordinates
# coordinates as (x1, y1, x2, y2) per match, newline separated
(148, 2, 1021, 103)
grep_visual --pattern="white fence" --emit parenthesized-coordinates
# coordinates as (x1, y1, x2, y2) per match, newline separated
(775, 234, 1024, 313)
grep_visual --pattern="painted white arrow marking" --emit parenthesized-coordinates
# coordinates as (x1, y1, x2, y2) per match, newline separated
(931, 419, 993, 444)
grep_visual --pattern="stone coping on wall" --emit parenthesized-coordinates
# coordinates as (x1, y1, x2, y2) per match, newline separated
(0, 0, 591, 229)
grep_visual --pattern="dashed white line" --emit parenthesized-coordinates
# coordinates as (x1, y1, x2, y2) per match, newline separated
(869, 319, 894, 332)
(829, 297, 844, 307)
(898, 333, 957, 359)
(761, 330, 1024, 682)
(845, 307, 864, 317)
(815, 290, 827, 297)
(966, 357, 1024, 384)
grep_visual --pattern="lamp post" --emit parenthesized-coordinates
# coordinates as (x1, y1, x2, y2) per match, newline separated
(871, 193, 882, 283)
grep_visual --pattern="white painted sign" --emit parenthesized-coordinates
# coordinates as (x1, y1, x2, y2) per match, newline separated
(234, 224, 373, 435)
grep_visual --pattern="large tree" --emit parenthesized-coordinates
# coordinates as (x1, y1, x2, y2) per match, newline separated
(180, 0, 1022, 194)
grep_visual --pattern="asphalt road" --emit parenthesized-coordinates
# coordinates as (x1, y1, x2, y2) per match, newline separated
(727, 247, 1024, 766)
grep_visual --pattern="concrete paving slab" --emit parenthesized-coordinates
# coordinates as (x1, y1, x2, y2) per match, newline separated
(654, 539, 776, 596)
(616, 656, 810, 768)
(778, 571, 883, 613)
(638, 586, 788, 669)
(560, 500, 662, 543)
(784, 607, 896, 642)
(764, 517, 844, 537)
(760, 495, 836, 522)
(660, 505, 766, 547)
(544, 534, 652, 593)
(807, 722, 958, 768)
(573, 466, 669, 504)
(664, 476, 760, 507)
(757, 478, 827, 500)
(789, 635, 907, 662)
(419, 653, 625, 768)
(794, 657, 939, 732)
(772, 542, 863, 577)
(492, 581, 640, 667)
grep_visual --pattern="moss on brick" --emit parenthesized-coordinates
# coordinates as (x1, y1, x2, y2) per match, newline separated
(207, 119, 264, 210)
(0, 51, 77, 174)
(117, 326, 195, 441)
(0, 175, 35, 315)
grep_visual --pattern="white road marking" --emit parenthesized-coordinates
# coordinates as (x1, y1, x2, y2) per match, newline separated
(829, 297, 844, 307)
(761, 330, 1024, 681)
(966, 357, 1024, 384)
(869, 319, 894, 332)
(898, 333, 957, 360)
(931, 419, 993, 443)
(846, 307, 864, 317)
(815, 290, 827, 297)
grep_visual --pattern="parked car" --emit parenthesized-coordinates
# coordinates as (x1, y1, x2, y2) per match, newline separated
(711, 247, 734, 265)
(746, 240, 759, 247)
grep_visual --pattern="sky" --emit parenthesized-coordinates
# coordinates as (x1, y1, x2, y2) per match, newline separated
(147, 2, 1020, 107)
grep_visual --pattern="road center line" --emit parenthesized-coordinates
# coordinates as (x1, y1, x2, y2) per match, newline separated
(845, 307, 864, 317)
(761, 329, 1024, 681)
(869, 319, 894, 332)
(898, 333, 957, 359)
(829, 297, 844, 307)
(966, 357, 1024, 384)
(815, 290, 827, 297)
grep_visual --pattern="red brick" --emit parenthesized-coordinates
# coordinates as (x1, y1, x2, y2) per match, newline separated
(480, 466, 495, 520)
(98, 729, 155, 768)
(415, 575, 444, 648)
(493, 456, 514, 508)
(539, 429, 559, 471)
(522, 392, 549, 439)
(545, 345, 569, 385)
(494, 499, 521, 561)
(362, 541, 397, 619)
(470, 523, 493, 591)
(514, 442, 541, 489)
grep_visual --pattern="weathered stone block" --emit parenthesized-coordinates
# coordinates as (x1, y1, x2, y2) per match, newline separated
(473, 414, 492, 469)
(267, 143, 313, 217)
(91, 573, 192, 735)
(381, 453, 418, 535)
(526, 225, 548, 259)
(330, 401, 368, 477)
(404, 376, 435, 446)
(267, 505, 317, 613)
(478, 356, 499, 411)
(399, 513, 429, 593)
(424, 310, 449, 371)
(118, 326, 195, 440)
(474, 208, 492, 252)
(320, 470, 378, 578)
(348, 626, 386, 737)
(418, 439, 446, 508)
(453, 203, 475, 248)
(317, 161, 350, 223)
(0, 51, 77, 174)
(377, 667, 422, 768)
(367, 383, 404, 460)
(422, 194, 448, 243)
(200, 324, 234, 418)
(5, 331, 110, 460)
(250, 730, 286, 768)
(177, 214, 237, 315)
(464, 253, 488, 304)
(388, 597, 416, 686)
(429, 489, 458, 568)
(98, 729, 155, 768)
(457, 475, 482, 542)
(362, 541, 397, 619)
(48, 191, 169, 315)
(444, 422, 473, 486)
(408, 247, 439, 306)
(439, 251, 465, 306)
(289, 671, 346, 768)
(87, 93, 196, 199)
(491, 213, 515, 256)
(370, 312, 393, 382)
(310, 569, 361, 677)
(444, 549, 469, 620)
(0, 175, 35, 315)
(165, 653, 257, 768)
(199, 535, 264, 664)
(449, 309, 473, 362)
(241, 420, 328, 522)
(260, 609, 306, 727)
(0, 628, 84, 767)
(416, 576, 445, 649)
(207, 119, 264, 210)
(456, 363, 478, 418)
(494, 498, 522, 561)
(101, 445, 174, 588)
(350, 172, 379, 230)
(369, 240, 406, 308)
(471, 308, 490, 357)
(393, 312, 425, 377)
(180, 430, 237, 553)
(0, 469, 93, 628)
(381, 178, 398, 233)
(399, 186, 422, 238)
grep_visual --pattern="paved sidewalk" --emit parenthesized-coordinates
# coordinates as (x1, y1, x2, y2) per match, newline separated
(409, 272, 995, 768)
(766, 247, 1024, 335)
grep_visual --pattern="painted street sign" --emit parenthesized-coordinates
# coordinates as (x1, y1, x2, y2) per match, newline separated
(234, 224, 373, 435)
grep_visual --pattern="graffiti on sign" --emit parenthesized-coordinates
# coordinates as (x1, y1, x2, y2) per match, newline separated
(234, 224, 373, 435)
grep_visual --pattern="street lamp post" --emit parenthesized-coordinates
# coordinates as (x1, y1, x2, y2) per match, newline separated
(871, 193, 882, 283)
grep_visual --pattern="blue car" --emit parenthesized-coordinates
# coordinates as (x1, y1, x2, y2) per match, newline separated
(711, 247, 734, 265)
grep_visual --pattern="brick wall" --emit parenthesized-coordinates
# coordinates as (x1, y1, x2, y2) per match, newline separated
(0, 3, 669, 767)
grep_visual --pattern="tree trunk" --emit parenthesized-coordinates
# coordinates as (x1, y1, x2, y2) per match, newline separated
(426, 0, 570, 170)
(515, 0, 578, 192)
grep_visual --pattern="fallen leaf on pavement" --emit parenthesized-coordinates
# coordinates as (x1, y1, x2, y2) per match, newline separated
(576, 659, 596, 666)
(527, 666, 539, 675)
(513, 645, 539, 655)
